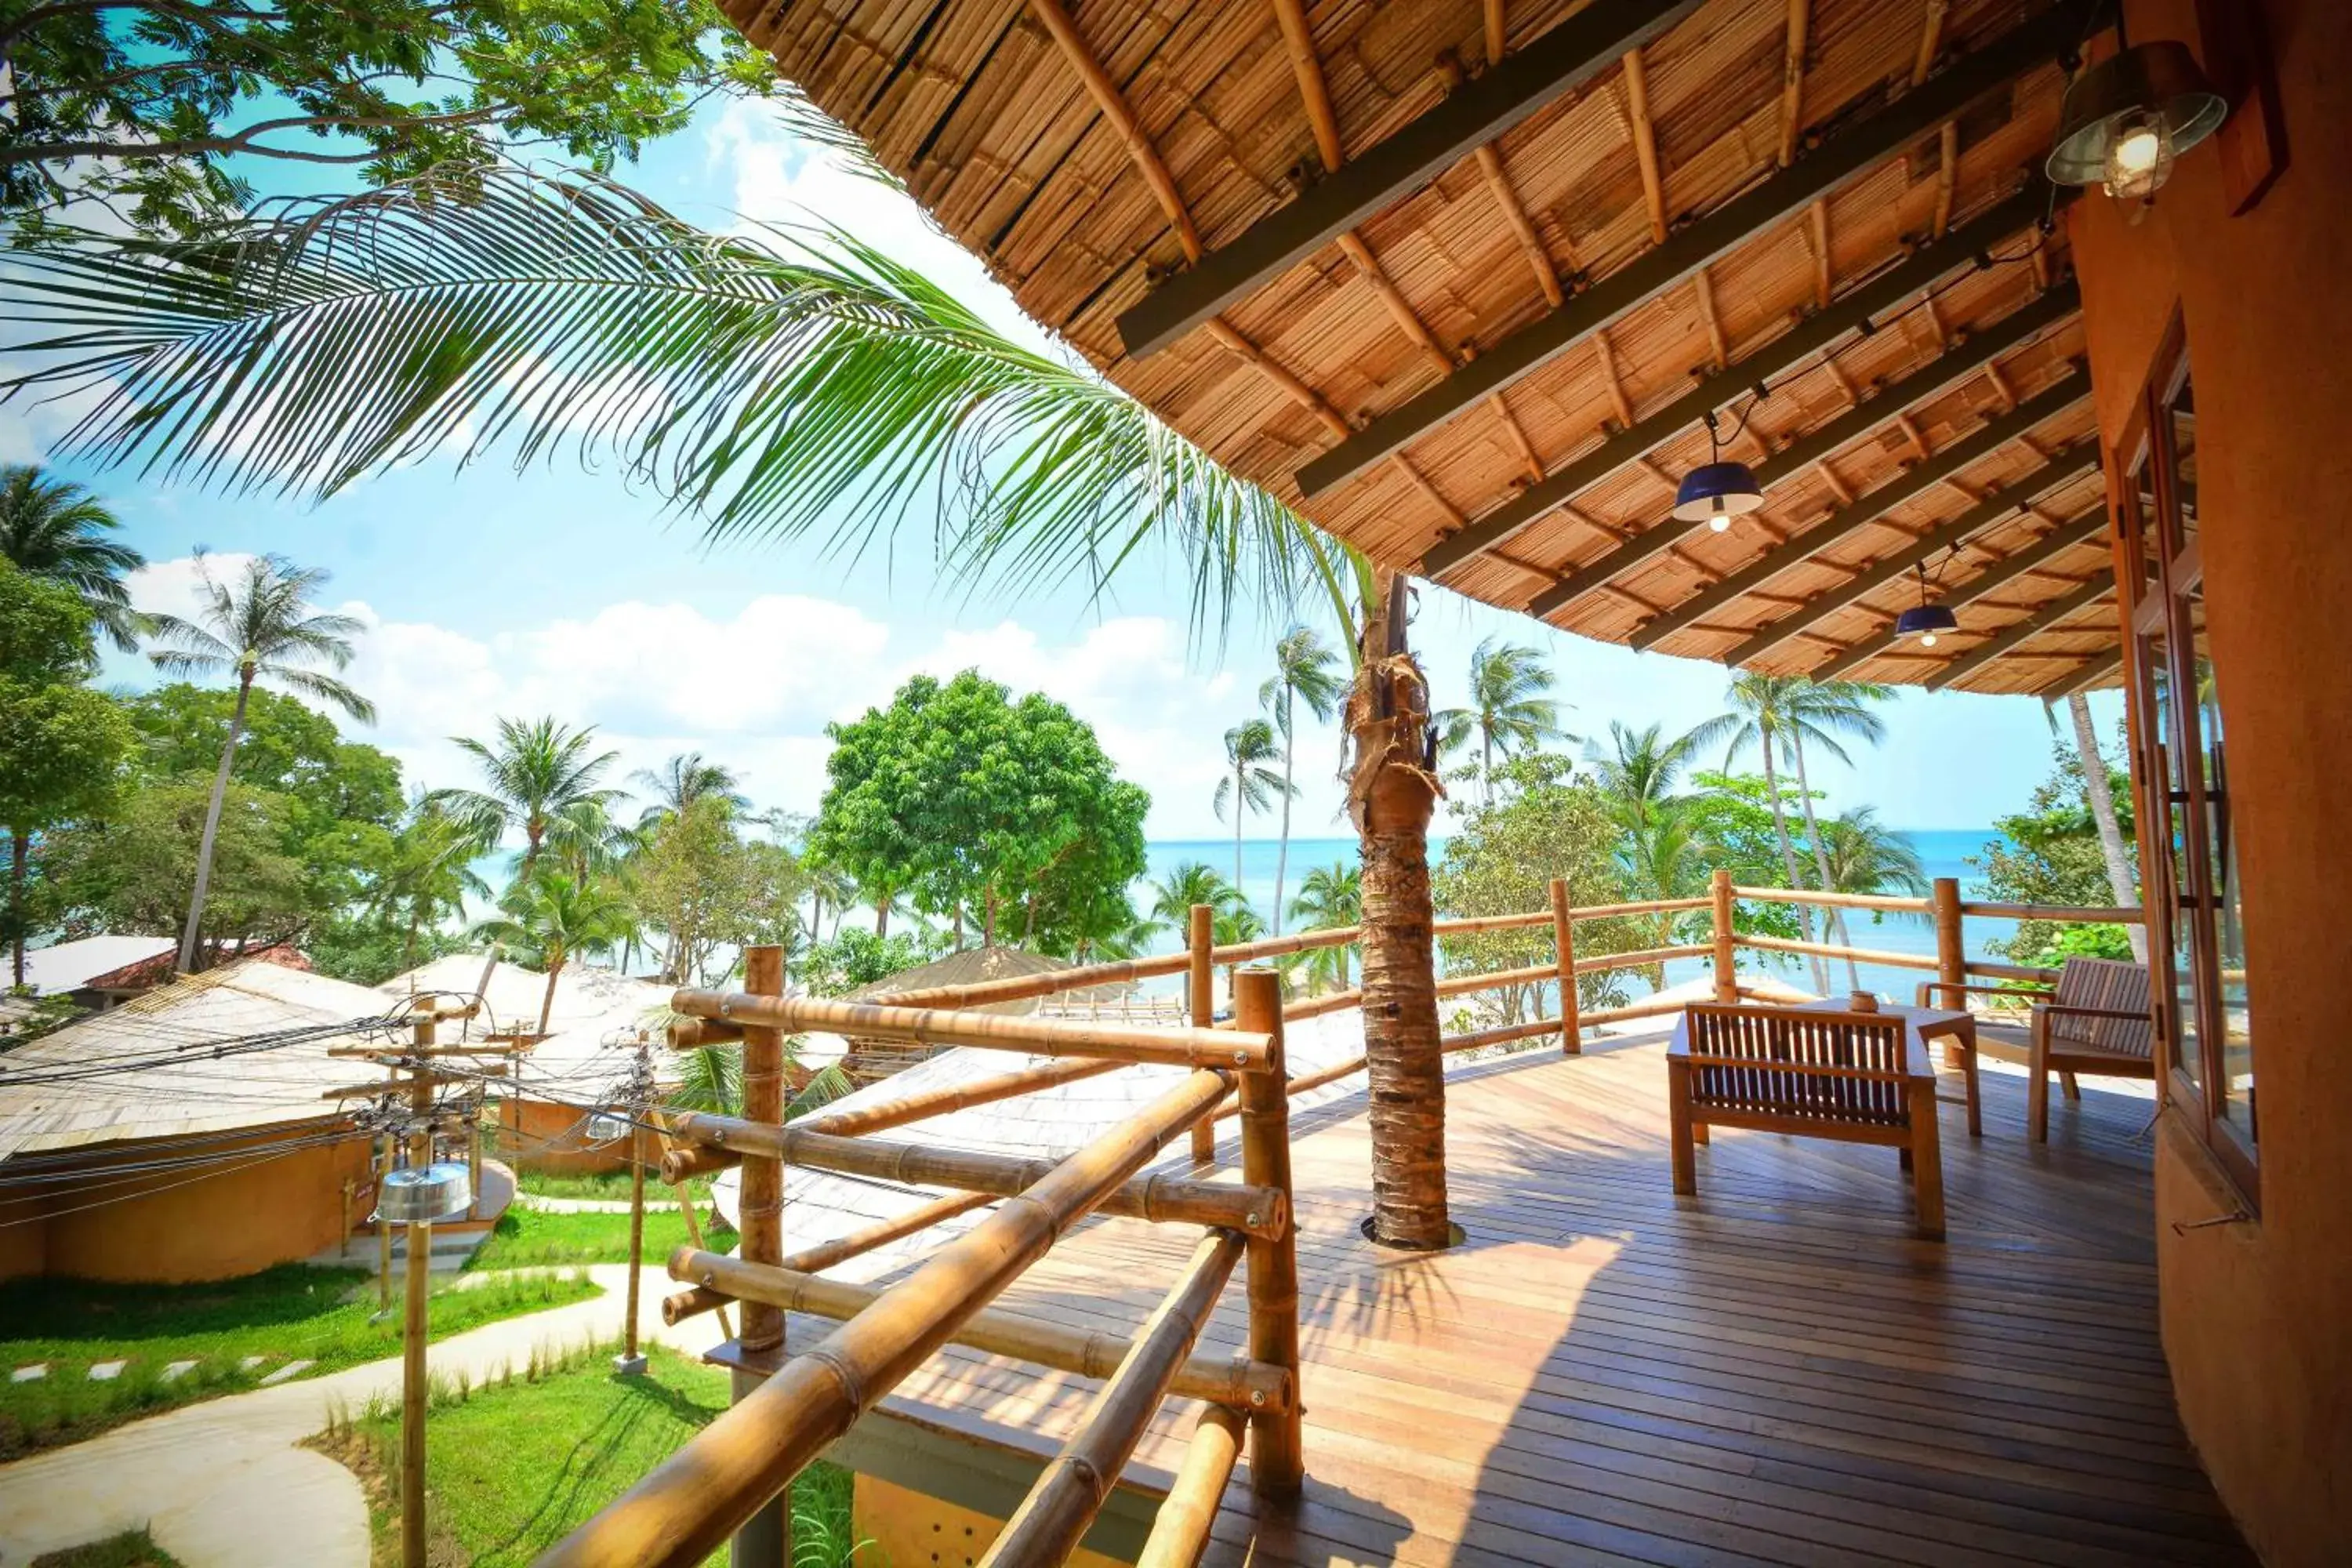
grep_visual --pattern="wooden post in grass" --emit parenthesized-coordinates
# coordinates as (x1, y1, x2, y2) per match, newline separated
(1189, 903, 1217, 1165)
(618, 1040, 652, 1374)
(375, 1127, 393, 1311)
(1711, 869, 1738, 1002)
(1549, 877, 1581, 1054)
(401, 1007, 434, 1568)
(1233, 968, 1303, 1496)
(731, 945, 789, 1568)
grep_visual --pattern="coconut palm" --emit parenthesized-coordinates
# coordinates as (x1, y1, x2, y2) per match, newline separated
(2052, 695, 2147, 962)
(1214, 719, 1290, 898)
(370, 802, 492, 971)
(1287, 862, 1362, 992)
(0, 465, 144, 651)
(144, 552, 373, 971)
(430, 717, 625, 884)
(1817, 807, 1929, 901)
(1585, 720, 1700, 833)
(633, 752, 747, 830)
(1259, 624, 1345, 935)
(1687, 674, 1828, 989)
(1436, 637, 1571, 804)
(470, 871, 635, 1035)
(1778, 681, 1893, 989)
(1144, 861, 1243, 935)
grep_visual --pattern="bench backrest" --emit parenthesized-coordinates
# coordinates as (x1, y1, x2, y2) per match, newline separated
(1682, 1004, 1913, 1127)
(2049, 958, 2156, 1060)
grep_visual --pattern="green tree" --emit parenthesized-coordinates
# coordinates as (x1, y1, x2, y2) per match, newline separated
(38, 780, 311, 955)
(632, 753, 747, 831)
(811, 671, 1149, 953)
(1259, 625, 1344, 935)
(430, 717, 623, 883)
(1286, 862, 1361, 993)
(1676, 771, 1809, 949)
(1973, 739, 2141, 965)
(143, 554, 373, 972)
(2053, 696, 2146, 962)
(1431, 756, 1648, 1028)
(125, 683, 404, 834)
(352, 802, 491, 979)
(633, 793, 795, 984)
(799, 928, 947, 997)
(470, 872, 633, 1034)
(0, 0, 777, 239)
(0, 567, 133, 984)
(0, 466, 144, 652)
(1214, 718, 1287, 898)
(1436, 637, 1570, 805)
(1584, 720, 1700, 834)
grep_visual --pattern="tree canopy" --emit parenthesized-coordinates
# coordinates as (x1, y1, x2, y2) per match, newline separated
(809, 671, 1149, 955)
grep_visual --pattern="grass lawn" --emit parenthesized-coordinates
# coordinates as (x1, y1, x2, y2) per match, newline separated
(30, 1530, 183, 1568)
(514, 1168, 715, 1203)
(317, 1343, 858, 1567)
(464, 1206, 737, 1272)
(0, 1265, 600, 1460)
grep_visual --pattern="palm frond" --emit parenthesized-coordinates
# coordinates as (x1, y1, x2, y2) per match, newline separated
(2, 165, 1330, 641)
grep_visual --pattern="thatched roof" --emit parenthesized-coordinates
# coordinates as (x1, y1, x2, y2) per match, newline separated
(724, 0, 2118, 696)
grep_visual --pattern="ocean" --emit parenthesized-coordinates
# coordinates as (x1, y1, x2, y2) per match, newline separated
(1140, 827, 2014, 1004)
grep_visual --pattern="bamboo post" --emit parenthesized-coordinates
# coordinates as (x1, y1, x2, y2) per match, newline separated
(1548, 877, 1581, 1054)
(467, 1091, 483, 1221)
(1931, 876, 1965, 1067)
(1710, 869, 1738, 1002)
(1137, 1405, 1245, 1568)
(1189, 903, 1217, 1165)
(401, 1009, 434, 1568)
(731, 945, 788, 1568)
(653, 1108, 731, 1339)
(375, 1130, 392, 1311)
(1233, 968, 1303, 1497)
(616, 1044, 652, 1374)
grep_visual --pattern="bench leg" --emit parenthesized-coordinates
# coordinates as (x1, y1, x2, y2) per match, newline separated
(2027, 1025, 2051, 1143)
(2061, 1070, 2081, 1102)
(1908, 1079, 1946, 1241)
(1961, 1041, 1982, 1138)
(1691, 1120, 1710, 1146)
(1668, 1060, 1697, 1196)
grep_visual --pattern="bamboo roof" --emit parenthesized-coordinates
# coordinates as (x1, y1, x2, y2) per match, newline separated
(724, 0, 2119, 695)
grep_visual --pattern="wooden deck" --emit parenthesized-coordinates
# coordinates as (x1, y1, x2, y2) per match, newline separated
(832, 1026, 2250, 1567)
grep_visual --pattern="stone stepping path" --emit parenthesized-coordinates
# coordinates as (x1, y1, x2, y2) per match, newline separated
(86, 1361, 126, 1381)
(10, 1363, 45, 1383)
(238, 1356, 267, 1373)
(256, 1360, 314, 1387)
(161, 1361, 198, 1384)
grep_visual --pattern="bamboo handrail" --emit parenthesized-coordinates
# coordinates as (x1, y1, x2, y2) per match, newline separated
(669, 1244, 1287, 1413)
(663, 1189, 1003, 1332)
(1442, 1015, 1562, 1054)
(1566, 895, 1714, 920)
(1210, 925, 1361, 964)
(875, 949, 1192, 1010)
(671, 989, 1273, 1072)
(1576, 942, 1711, 975)
(666, 1017, 743, 1051)
(1732, 885, 1932, 913)
(1433, 960, 1555, 1000)
(797, 1057, 1124, 1138)
(1430, 909, 1555, 935)
(1729, 884, 2145, 926)
(660, 1144, 739, 1184)
(1960, 900, 2146, 924)
(1135, 1405, 1244, 1568)
(1737, 935, 1940, 971)
(1283, 986, 1362, 1022)
(538, 1068, 1236, 1568)
(979, 1230, 1247, 1564)
(669, 1113, 1287, 1240)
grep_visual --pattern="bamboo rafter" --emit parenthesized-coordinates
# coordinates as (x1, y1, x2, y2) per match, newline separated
(1778, 0, 1812, 168)
(1621, 45, 1669, 245)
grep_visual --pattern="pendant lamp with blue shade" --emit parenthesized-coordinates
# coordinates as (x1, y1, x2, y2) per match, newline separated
(1895, 562, 1959, 648)
(1674, 411, 1763, 533)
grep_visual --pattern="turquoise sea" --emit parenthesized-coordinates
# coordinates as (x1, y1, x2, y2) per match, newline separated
(1140, 827, 2015, 1004)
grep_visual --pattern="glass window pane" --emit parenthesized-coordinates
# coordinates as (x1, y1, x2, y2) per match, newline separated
(2201, 649, 2253, 1140)
(2147, 630, 2203, 1092)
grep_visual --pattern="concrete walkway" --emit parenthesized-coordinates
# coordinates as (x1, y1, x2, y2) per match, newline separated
(0, 1265, 724, 1568)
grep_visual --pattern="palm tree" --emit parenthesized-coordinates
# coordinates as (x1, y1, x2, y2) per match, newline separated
(1817, 808, 1930, 902)
(1778, 681, 1893, 988)
(1143, 860, 1243, 939)
(1688, 674, 1828, 990)
(0, 465, 144, 651)
(2053, 695, 2147, 962)
(1436, 637, 1571, 804)
(1287, 862, 1362, 992)
(1259, 625, 1345, 935)
(145, 552, 373, 971)
(1585, 720, 1700, 833)
(1214, 718, 1290, 900)
(633, 752, 746, 829)
(470, 871, 634, 1034)
(429, 717, 625, 883)
(371, 802, 492, 971)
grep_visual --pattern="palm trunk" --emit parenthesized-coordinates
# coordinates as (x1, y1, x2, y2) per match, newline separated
(1272, 693, 1295, 937)
(177, 674, 252, 975)
(539, 953, 561, 1035)
(874, 892, 889, 938)
(2068, 694, 2147, 963)
(1348, 575, 1450, 1250)
(9, 829, 27, 989)
(1759, 743, 1829, 993)
(1482, 731, 1494, 806)
(1232, 761, 1246, 898)
(1787, 733, 1862, 991)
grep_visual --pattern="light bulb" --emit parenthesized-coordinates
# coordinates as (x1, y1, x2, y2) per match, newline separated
(1920, 632, 1939, 648)
(2102, 109, 2174, 201)
(1709, 511, 1731, 533)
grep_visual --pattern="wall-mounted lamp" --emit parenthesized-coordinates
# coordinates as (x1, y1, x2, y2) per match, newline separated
(2046, 38, 2227, 201)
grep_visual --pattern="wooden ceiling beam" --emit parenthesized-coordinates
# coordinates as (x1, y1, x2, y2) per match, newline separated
(1528, 279, 2082, 621)
(1116, 0, 1705, 358)
(1486, 0, 1508, 66)
(2035, 648, 2125, 697)
(1625, 361, 2092, 648)
(1809, 502, 2109, 681)
(1201, 318, 1349, 438)
(1693, 269, 1730, 368)
(1807, 198, 1834, 310)
(1622, 45, 1670, 245)
(1914, 0, 1952, 88)
(1272, 0, 1344, 174)
(1294, 2, 2088, 496)
(1778, 0, 1811, 168)
(1734, 480, 2103, 670)
(1436, 53, 1568, 308)
(1417, 183, 2049, 579)
(1925, 568, 2117, 691)
(1029, 0, 1202, 263)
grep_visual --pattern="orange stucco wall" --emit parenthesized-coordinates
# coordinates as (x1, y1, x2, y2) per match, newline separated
(497, 1094, 659, 1177)
(0, 1125, 376, 1284)
(2067, 5, 2352, 1562)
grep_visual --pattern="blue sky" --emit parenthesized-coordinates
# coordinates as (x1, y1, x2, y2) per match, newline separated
(2, 97, 2119, 841)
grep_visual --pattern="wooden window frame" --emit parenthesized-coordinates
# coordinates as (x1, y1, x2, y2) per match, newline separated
(2108, 311, 2258, 1204)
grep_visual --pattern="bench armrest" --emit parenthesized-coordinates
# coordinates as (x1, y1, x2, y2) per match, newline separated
(1915, 979, 2049, 1006)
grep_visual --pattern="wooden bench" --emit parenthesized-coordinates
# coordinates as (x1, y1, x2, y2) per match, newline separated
(1918, 957, 2154, 1141)
(1668, 1004, 1944, 1240)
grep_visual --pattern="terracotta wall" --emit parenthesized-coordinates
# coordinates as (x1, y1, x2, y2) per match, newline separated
(498, 1094, 658, 1176)
(1, 1126, 376, 1283)
(2067, 3, 2352, 1562)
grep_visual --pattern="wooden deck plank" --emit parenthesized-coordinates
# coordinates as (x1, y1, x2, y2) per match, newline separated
(822, 1026, 2251, 1566)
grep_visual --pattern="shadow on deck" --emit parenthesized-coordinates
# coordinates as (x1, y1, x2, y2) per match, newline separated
(846, 1026, 2251, 1567)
